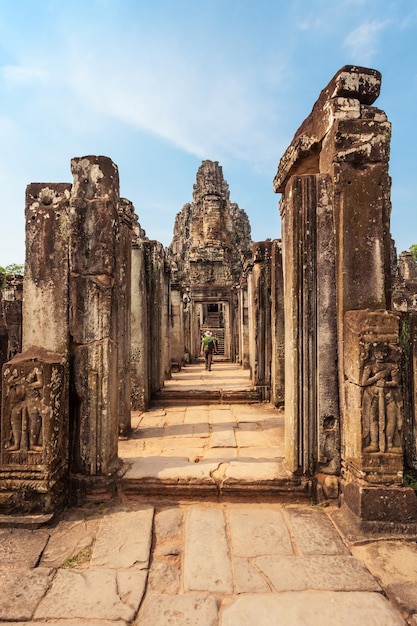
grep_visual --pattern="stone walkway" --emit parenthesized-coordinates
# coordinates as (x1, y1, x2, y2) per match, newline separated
(0, 500, 415, 624)
(119, 362, 308, 498)
(1, 362, 416, 624)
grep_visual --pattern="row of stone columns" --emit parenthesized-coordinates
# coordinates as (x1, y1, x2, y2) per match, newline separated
(0, 156, 171, 513)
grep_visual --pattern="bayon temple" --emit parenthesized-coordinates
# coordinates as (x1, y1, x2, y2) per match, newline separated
(1, 65, 417, 531)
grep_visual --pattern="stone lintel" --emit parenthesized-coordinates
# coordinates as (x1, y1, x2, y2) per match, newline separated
(274, 65, 382, 193)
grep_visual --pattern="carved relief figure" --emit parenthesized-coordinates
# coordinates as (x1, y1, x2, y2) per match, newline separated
(5, 368, 26, 451)
(26, 366, 44, 451)
(361, 343, 402, 453)
(3, 365, 44, 452)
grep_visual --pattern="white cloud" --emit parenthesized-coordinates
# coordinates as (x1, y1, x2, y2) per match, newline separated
(1, 64, 48, 85)
(343, 20, 389, 64)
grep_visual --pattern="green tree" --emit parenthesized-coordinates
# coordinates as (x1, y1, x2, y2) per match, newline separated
(0, 263, 24, 287)
(409, 245, 417, 260)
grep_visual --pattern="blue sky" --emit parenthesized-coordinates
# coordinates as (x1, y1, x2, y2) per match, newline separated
(0, 0, 416, 266)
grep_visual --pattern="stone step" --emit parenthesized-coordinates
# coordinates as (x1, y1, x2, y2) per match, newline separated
(151, 388, 263, 407)
(71, 461, 313, 505)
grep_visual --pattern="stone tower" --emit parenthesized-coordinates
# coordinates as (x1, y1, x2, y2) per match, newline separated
(169, 160, 252, 361)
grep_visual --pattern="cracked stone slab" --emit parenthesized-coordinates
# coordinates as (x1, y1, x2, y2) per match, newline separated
(0, 567, 54, 621)
(285, 506, 349, 555)
(138, 593, 218, 626)
(91, 507, 154, 569)
(254, 555, 381, 591)
(0, 529, 50, 568)
(34, 568, 148, 621)
(184, 507, 233, 594)
(40, 518, 99, 568)
(228, 507, 293, 557)
(233, 558, 271, 593)
(220, 591, 406, 626)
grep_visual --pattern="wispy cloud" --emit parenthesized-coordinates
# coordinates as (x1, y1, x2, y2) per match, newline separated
(1, 64, 48, 85)
(343, 19, 390, 64)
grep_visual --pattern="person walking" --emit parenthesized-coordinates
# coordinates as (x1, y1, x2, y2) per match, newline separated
(201, 330, 216, 371)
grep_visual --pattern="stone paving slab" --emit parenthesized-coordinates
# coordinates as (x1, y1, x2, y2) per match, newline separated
(34, 568, 148, 621)
(40, 518, 100, 568)
(184, 507, 233, 593)
(91, 506, 154, 568)
(254, 554, 381, 591)
(233, 557, 271, 593)
(285, 505, 349, 555)
(137, 592, 218, 625)
(0, 567, 54, 621)
(228, 507, 293, 557)
(210, 424, 237, 447)
(0, 529, 50, 568)
(219, 591, 407, 625)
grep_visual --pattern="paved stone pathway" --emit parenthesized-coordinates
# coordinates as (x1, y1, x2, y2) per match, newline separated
(0, 500, 414, 624)
(1, 363, 416, 624)
(119, 362, 301, 497)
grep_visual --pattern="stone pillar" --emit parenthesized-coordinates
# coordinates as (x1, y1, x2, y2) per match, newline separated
(237, 280, 250, 369)
(271, 239, 285, 407)
(0, 347, 68, 514)
(280, 174, 339, 474)
(117, 198, 134, 436)
(250, 242, 272, 400)
(170, 284, 185, 368)
(144, 241, 167, 396)
(69, 156, 120, 476)
(131, 239, 150, 411)
(23, 184, 71, 354)
(274, 66, 391, 478)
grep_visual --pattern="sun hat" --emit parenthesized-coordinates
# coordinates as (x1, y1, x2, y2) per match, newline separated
(205, 330, 212, 337)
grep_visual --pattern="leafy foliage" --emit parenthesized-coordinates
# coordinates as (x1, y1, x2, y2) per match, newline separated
(409, 245, 417, 260)
(0, 263, 24, 288)
(0, 263, 24, 275)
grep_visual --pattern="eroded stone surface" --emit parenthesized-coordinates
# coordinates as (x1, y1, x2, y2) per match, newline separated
(254, 555, 381, 592)
(184, 507, 233, 593)
(220, 591, 405, 626)
(228, 507, 293, 557)
(34, 569, 147, 621)
(138, 593, 218, 626)
(0, 529, 49, 568)
(0, 567, 54, 621)
(91, 507, 154, 568)
(285, 506, 349, 555)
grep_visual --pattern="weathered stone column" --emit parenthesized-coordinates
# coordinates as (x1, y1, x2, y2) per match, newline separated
(131, 237, 150, 410)
(270, 239, 285, 407)
(0, 183, 71, 513)
(23, 183, 71, 353)
(274, 66, 391, 478)
(117, 198, 134, 436)
(250, 242, 272, 400)
(69, 156, 120, 476)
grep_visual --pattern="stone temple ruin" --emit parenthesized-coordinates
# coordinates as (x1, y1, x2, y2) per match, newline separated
(1, 65, 417, 530)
